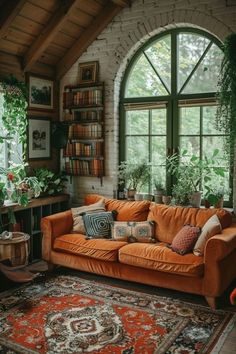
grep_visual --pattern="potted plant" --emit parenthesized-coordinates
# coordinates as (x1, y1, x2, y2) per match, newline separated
(153, 179, 166, 204)
(204, 185, 230, 208)
(34, 168, 68, 196)
(166, 149, 226, 207)
(118, 161, 151, 200)
(18, 176, 42, 199)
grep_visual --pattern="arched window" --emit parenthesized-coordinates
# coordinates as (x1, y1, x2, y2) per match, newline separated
(120, 28, 231, 205)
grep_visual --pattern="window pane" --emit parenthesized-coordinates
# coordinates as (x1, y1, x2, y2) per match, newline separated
(126, 110, 149, 135)
(126, 136, 149, 163)
(179, 107, 200, 135)
(182, 43, 223, 94)
(151, 108, 166, 135)
(152, 165, 166, 190)
(202, 106, 223, 135)
(125, 54, 168, 97)
(152, 136, 166, 164)
(179, 136, 200, 158)
(178, 33, 210, 92)
(145, 35, 171, 92)
(202, 136, 228, 167)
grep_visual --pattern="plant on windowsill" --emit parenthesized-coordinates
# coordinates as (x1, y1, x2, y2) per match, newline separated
(153, 179, 166, 204)
(34, 168, 68, 196)
(118, 161, 151, 200)
(204, 185, 230, 209)
(166, 149, 226, 207)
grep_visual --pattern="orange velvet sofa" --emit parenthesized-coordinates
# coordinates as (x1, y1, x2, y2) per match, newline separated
(41, 194, 236, 309)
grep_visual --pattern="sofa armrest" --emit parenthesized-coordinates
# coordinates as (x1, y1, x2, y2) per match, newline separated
(204, 224, 236, 262)
(203, 224, 236, 297)
(41, 210, 73, 261)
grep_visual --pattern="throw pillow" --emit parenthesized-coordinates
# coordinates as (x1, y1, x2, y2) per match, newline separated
(71, 199, 105, 234)
(170, 225, 201, 255)
(193, 214, 222, 256)
(111, 221, 155, 243)
(82, 211, 116, 238)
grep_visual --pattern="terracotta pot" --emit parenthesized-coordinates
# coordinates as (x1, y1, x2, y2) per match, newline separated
(127, 189, 136, 201)
(214, 197, 224, 208)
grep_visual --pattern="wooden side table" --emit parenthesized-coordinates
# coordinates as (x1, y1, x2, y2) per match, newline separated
(0, 232, 30, 267)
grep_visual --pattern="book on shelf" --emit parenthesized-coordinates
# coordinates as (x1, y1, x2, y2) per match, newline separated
(68, 123, 102, 139)
(63, 141, 103, 157)
(63, 89, 102, 108)
(64, 157, 103, 176)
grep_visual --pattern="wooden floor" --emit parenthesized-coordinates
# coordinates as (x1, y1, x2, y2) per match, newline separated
(0, 265, 235, 353)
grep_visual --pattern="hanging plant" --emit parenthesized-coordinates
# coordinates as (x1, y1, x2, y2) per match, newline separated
(1, 75, 28, 161)
(215, 33, 236, 157)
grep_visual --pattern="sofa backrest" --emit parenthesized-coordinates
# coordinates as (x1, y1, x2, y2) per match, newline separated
(148, 203, 232, 244)
(84, 194, 151, 221)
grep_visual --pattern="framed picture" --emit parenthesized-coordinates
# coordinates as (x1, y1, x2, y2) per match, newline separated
(28, 74, 54, 110)
(28, 117, 51, 160)
(78, 61, 99, 84)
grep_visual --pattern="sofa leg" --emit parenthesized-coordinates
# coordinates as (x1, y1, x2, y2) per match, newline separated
(205, 296, 218, 309)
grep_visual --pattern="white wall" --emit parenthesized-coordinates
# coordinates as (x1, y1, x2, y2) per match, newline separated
(60, 0, 236, 205)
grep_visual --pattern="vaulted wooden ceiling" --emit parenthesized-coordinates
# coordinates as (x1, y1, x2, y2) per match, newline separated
(0, 0, 131, 79)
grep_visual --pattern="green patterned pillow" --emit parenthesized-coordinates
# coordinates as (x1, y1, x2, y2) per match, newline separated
(82, 211, 116, 239)
(111, 221, 155, 243)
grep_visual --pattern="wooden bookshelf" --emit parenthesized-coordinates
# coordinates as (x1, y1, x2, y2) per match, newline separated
(62, 83, 105, 177)
(0, 194, 69, 263)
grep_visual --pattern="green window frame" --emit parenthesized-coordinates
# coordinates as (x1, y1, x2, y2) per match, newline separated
(120, 28, 232, 206)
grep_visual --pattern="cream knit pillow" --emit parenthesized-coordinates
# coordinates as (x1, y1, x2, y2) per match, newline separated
(71, 199, 105, 234)
(193, 214, 222, 256)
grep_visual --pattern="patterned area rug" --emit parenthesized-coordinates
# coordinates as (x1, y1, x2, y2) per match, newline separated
(0, 274, 235, 354)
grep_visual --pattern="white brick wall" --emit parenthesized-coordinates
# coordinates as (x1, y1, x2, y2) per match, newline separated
(60, 0, 236, 206)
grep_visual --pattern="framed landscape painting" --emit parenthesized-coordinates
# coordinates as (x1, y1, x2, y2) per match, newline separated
(28, 116, 51, 160)
(28, 75, 54, 110)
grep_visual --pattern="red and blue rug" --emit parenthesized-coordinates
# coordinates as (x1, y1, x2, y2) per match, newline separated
(0, 274, 235, 353)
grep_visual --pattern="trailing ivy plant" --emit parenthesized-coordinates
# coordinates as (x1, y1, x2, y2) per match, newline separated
(1, 75, 28, 161)
(215, 33, 236, 157)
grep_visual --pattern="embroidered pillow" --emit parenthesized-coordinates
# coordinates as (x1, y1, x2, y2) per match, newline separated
(170, 225, 201, 255)
(82, 211, 116, 239)
(71, 199, 105, 234)
(193, 214, 222, 256)
(111, 221, 155, 243)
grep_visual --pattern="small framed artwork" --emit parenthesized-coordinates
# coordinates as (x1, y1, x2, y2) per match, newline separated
(78, 61, 99, 84)
(28, 116, 51, 160)
(28, 74, 54, 110)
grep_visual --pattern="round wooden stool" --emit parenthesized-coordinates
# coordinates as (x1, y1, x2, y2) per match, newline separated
(0, 232, 30, 267)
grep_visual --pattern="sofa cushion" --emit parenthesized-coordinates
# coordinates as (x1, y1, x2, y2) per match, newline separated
(193, 214, 222, 256)
(84, 194, 151, 221)
(170, 225, 201, 255)
(71, 199, 105, 234)
(111, 221, 155, 243)
(83, 211, 116, 239)
(148, 204, 232, 244)
(119, 243, 204, 277)
(53, 234, 127, 262)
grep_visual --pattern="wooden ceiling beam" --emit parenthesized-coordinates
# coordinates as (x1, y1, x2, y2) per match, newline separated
(57, 2, 125, 79)
(23, 0, 78, 72)
(0, 0, 27, 39)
